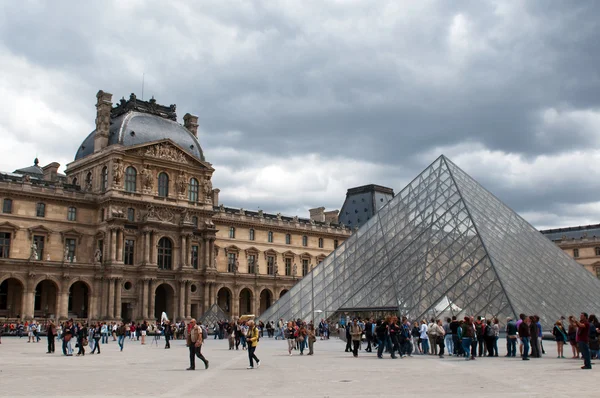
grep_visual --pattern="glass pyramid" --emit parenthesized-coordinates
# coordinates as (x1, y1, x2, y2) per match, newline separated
(260, 156, 600, 326)
(199, 303, 229, 327)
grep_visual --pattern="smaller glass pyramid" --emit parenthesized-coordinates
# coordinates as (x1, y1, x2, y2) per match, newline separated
(199, 303, 228, 328)
(260, 155, 600, 326)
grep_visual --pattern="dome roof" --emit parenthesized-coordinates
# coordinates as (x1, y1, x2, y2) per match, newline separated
(74, 95, 205, 162)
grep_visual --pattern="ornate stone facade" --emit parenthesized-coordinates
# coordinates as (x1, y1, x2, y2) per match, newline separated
(0, 91, 351, 323)
(541, 224, 600, 279)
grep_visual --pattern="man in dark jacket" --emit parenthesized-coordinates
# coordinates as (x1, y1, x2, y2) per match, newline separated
(518, 316, 531, 360)
(46, 320, 56, 354)
(365, 319, 373, 352)
(163, 320, 172, 349)
(505, 317, 518, 357)
(375, 320, 387, 359)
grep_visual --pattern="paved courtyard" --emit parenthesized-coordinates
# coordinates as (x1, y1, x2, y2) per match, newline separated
(0, 335, 595, 397)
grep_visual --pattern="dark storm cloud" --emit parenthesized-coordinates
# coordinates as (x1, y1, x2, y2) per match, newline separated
(1, 0, 600, 227)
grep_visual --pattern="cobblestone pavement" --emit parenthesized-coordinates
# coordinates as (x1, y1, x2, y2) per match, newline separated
(0, 336, 595, 397)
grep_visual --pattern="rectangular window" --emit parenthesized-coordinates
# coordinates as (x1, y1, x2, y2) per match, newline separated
(285, 257, 292, 276)
(334, 239, 339, 249)
(227, 252, 236, 273)
(33, 235, 45, 261)
(67, 207, 77, 221)
(36, 203, 46, 217)
(248, 254, 256, 274)
(2, 199, 12, 214)
(191, 245, 199, 269)
(65, 238, 76, 262)
(127, 208, 135, 222)
(0, 232, 10, 258)
(101, 208, 105, 221)
(318, 238, 323, 248)
(302, 259, 309, 276)
(285, 234, 291, 245)
(268, 231, 273, 243)
(267, 255, 274, 275)
(124, 239, 135, 265)
(302, 235, 308, 247)
(574, 248, 580, 258)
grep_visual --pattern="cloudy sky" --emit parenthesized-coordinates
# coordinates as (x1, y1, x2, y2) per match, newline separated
(1, 0, 599, 229)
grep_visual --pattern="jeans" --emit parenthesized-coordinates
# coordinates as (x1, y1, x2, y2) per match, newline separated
(189, 344, 208, 369)
(579, 342, 592, 368)
(287, 339, 295, 353)
(101, 333, 108, 344)
(62, 338, 73, 355)
(445, 335, 454, 355)
(522, 337, 530, 359)
(477, 338, 485, 356)
(47, 335, 55, 353)
(352, 340, 360, 357)
(462, 338, 472, 358)
(165, 334, 170, 348)
(248, 345, 260, 367)
(507, 337, 517, 357)
(118, 335, 125, 351)
(493, 336, 499, 356)
(453, 335, 463, 356)
(377, 338, 385, 357)
(91, 338, 101, 353)
(241, 335, 247, 349)
(421, 338, 429, 355)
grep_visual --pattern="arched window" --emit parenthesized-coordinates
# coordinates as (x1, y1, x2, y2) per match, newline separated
(189, 178, 199, 202)
(302, 235, 308, 247)
(101, 166, 108, 192)
(158, 172, 169, 197)
(125, 166, 137, 192)
(318, 238, 323, 248)
(157, 237, 173, 270)
(285, 234, 291, 245)
(229, 227, 236, 239)
(268, 231, 273, 243)
(72, 177, 78, 186)
(85, 172, 92, 188)
(249, 229, 255, 241)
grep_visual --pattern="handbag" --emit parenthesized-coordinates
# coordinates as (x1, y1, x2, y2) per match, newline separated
(298, 335, 305, 343)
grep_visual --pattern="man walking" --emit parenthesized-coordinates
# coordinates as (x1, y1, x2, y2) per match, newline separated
(163, 320, 172, 349)
(46, 320, 56, 354)
(349, 318, 362, 358)
(575, 312, 592, 370)
(117, 322, 126, 352)
(187, 319, 209, 370)
(246, 320, 261, 369)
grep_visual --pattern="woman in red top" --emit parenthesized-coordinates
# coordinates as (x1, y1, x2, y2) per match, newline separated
(129, 323, 136, 340)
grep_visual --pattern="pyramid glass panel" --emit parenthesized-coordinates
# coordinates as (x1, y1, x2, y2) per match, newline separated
(260, 156, 600, 325)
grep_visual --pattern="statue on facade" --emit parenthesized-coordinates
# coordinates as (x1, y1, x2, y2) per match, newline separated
(94, 248, 103, 264)
(30, 243, 38, 261)
(46, 253, 50, 261)
(203, 177, 213, 203)
(146, 204, 157, 219)
(140, 165, 154, 190)
(113, 160, 124, 186)
(274, 263, 279, 276)
(64, 247, 70, 262)
(292, 263, 297, 276)
(176, 171, 187, 196)
(293, 216, 299, 223)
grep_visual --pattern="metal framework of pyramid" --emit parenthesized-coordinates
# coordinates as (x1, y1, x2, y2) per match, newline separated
(261, 155, 600, 326)
(199, 304, 228, 327)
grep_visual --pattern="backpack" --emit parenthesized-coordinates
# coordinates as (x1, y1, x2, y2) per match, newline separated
(476, 323, 484, 337)
(485, 325, 495, 337)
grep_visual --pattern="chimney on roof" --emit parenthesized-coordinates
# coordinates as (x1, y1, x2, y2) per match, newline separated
(309, 207, 326, 223)
(42, 162, 60, 181)
(184, 113, 199, 137)
(94, 90, 113, 153)
(212, 188, 220, 206)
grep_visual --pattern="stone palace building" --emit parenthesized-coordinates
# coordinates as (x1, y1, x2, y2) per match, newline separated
(541, 224, 600, 279)
(0, 91, 351, 324)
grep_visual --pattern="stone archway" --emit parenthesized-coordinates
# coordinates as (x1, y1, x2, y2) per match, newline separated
(217, 287, 232, 316)
(34, 280, 59, 318)
(69, 281, 89, 318)
(279, 289, 289, 298)
(239, 288, 253, 315)
(0, 278, 24, 318)
(154, 283, 175, 321)
(259, 289, 273, 314)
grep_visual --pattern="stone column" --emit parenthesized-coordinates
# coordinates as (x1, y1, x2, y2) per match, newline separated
(143, 231, 150, 264)
(203, 283, 210, 312)
(180, 235, 186, 268)
(185, 280, 191, 318)
(186, 236, 192, 268)
(58, 277, 70, 319)
(150, 231, 158, 264)
(254, 294, 261, 316)
(116, 229, 123, 262)
(179, 280, 185, 321)
(115, 278, 122, 320)
(208, 238, 215, 269)
(107, 278, 115, 319)
(232, 288, 239, 318)
(110, 229, 117, 262)
(23, 275, 35, 320)
(209, 283, 214, 306)
(141, 279, 148, 320)
(202, 238, 209, 269)
(148, 279, 156, 321)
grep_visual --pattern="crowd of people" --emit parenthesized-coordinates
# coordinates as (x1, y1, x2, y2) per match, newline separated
(3, 312, 598, 372)
(339, 312, 598, 370)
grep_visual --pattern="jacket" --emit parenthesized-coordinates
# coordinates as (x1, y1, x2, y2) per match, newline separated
(247, 327, 259, 347)
(190, 325, 203, 345)
(349, 323, 362, 341)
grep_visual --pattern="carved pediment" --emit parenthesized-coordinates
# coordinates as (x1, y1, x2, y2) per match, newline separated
(0, 222, 19, 234)
(282, 250, 296, 258)
(60, 228, 84, 244)
(27, 225, 52, 239)
(225, 245, 241, 253)
(144, 204, 175, 223)
(128, 140, 211, 169)
(299, 252, 312, 259)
